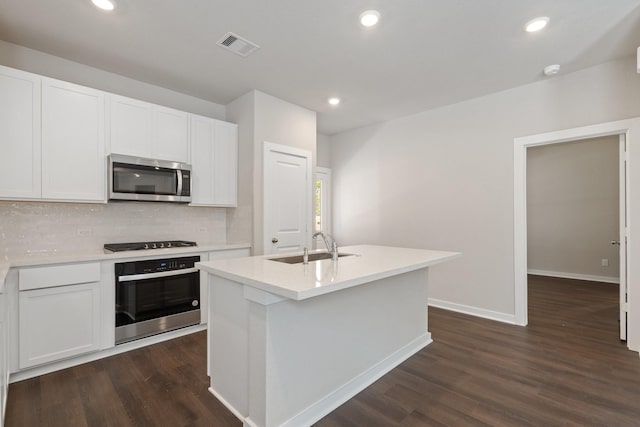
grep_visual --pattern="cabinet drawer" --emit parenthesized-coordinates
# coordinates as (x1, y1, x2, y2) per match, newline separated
(19, 262, 100, 291)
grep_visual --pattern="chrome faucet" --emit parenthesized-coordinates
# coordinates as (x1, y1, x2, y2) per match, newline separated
(313, 231, 339, 260)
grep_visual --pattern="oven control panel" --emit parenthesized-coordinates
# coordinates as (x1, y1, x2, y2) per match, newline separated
(115, 255, 200, 275)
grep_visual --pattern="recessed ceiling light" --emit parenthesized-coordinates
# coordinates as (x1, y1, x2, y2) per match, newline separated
(359, 10, 380, 27)
(525, 17, 549, 32)
(328, 97, 341, 106)
(91, 0, 117, 11)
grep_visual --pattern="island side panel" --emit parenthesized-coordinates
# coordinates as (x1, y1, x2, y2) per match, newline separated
(208, 274, 250, 418)
(249, 268, 430, 427)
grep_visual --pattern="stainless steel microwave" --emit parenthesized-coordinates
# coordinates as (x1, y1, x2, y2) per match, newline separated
(108, 154, 192, 203)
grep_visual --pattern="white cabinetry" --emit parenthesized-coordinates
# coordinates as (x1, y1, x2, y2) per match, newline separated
(41, 78, 105, 201)
(109, 94, 189, 163)
(0, 292, 7, 425)
(200, 248, 250, 324)
(18, 263, 101, 369)
(0, 66, 106, 203)
(0, 66, 41, 199)
(190, 114, 238, 206)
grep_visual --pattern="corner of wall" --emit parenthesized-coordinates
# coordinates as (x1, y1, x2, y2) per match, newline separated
(225, 91, 256, 248)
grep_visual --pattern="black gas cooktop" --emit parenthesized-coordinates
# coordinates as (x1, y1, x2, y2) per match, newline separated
(104, 240, 197, 253)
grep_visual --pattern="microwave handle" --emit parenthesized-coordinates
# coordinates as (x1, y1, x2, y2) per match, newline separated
(177, 170, 183, 196)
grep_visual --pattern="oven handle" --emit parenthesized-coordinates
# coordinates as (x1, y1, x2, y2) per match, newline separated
(118, 267, 199, 282)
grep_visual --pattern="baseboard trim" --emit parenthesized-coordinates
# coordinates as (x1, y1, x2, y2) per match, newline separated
(10, 324, 207, 383)
(528, 269, 620, 284)
(281, 333, 432, 427)
(208, 387, 249, 424)
(216, 333, 432, 427)
(429, 298, 517, 324)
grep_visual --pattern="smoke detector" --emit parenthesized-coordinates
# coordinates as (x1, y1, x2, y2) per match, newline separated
(217, 32, 260, 57)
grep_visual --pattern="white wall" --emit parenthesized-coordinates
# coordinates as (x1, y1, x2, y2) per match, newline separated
(226, 92, 256, 246)
(226, 90, 317, 255)
(527, 136, 619, 281)
(330, 56, 640, 324)
(0, 40, 226, 120)
(317, 133, 332, 168)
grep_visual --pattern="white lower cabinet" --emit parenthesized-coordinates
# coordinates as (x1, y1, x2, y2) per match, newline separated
(19, 282, 101, 369)
(18, 263, 101, 369)
(199, 248, 251, 324)
(0, 292, 7, 426)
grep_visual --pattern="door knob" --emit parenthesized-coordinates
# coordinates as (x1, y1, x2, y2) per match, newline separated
(272, 237, 279, 243)
(611, 240, 621, 246)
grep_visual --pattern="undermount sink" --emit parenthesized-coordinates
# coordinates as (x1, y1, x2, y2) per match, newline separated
(268, 252, 353, 264)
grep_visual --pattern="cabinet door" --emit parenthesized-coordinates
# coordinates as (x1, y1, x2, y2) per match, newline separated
(189, 115, 238, 207)
(109, 94, 153, 158)
(0, 293, 6, 424)
(19, 282, 101, 369)
(200, 248, 251, 325)
(213, 121, 238, 206)
(0, 66, 41, 199)
(41, 78, 106, 201)
(154, 106, 189, 163)
(189, 115, 215, 205)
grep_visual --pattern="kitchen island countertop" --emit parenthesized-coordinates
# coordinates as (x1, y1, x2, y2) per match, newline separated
(196, 244, 460, 300)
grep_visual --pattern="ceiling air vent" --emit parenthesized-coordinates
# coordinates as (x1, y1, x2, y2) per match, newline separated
(217, 32, 260, 57)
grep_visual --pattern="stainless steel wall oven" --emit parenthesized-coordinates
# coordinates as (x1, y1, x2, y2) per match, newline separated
(115, 255, 200, 344)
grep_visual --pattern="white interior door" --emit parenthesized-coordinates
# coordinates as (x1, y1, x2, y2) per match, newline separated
(619, 133, 628, 340)
(264, 142, 312, 255)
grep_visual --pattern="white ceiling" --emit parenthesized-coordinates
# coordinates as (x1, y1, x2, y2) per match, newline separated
(1, 0, 639, 135)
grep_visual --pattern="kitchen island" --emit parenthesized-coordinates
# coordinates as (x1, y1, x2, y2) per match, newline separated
(196, 245, 460, 427)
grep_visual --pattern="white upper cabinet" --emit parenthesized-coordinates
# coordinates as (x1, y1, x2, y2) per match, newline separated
(109, 95, 153, 158)
(0, 67, 105, 202)
(109, 94, 189, 163)
(155, 106, 189, 162)
(190, 115, 215, 205)
(41, 78, 106, 201)
(189, 114, 238, 206)
(0, 66, 238, 206)
(213, 121, 238, 206)
(0, 66, 42, 199)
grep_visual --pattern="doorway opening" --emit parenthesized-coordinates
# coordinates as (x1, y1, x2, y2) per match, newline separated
(526, 136, 623, 341)
(513, 119, 634, 349)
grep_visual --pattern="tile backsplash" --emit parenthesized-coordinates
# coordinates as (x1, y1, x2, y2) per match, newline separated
(0, 201, 227, 260)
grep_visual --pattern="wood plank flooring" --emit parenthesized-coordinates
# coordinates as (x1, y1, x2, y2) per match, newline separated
(6, 275, 640, 426)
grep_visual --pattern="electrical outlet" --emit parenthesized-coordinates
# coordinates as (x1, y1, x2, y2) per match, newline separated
(77, 227, 92, 236)
(601, 258, 609, 267)
(197, 226, 208, 234)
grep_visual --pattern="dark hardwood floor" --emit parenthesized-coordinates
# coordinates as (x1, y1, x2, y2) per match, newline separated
(6, 275, 640, 426)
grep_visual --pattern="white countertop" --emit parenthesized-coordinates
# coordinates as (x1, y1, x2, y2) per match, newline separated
(0, 243, 251, 294)
(196, 244, 461, 300)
